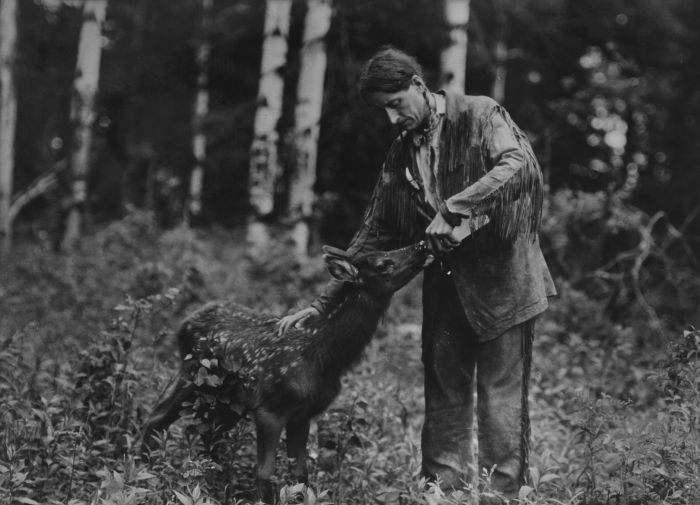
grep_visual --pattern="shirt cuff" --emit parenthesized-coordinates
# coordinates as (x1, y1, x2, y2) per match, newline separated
(438, 201, 464, 226)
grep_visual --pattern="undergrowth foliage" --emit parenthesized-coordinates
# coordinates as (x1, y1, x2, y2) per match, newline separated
(1, 210, 699, 504)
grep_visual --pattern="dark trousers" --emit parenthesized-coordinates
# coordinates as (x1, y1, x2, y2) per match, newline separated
(421, 270, 534, 497)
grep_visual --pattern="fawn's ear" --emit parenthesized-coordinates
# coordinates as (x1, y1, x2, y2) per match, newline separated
(325, 257, 359, 282)
(322, 246, 359, 282)
(321, 245, 350, 259)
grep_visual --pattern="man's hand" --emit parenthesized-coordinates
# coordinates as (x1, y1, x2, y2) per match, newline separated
(277, 307, 321, 336)
(425, 212, 460, 253)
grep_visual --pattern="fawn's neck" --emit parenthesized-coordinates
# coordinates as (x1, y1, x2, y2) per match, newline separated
(307, 287, 391, 374)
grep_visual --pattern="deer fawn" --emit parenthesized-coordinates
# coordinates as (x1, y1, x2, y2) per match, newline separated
(141, 241, 433, 503)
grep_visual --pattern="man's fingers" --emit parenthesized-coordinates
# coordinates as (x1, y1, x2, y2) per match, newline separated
(428, 236, 447, 253)
(278, 316, 296, 336)
(278, 309, 316, 336)
(427, 234, 459, 253)
(439, 238, 456, 251)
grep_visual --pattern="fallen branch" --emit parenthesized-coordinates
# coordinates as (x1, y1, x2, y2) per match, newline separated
(629, 211, 665, 333)
(583, 207, 700, 335)
(8, 159, 67, 222)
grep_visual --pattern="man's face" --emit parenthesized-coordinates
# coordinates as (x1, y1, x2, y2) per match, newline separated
(367, 78, 428, 132)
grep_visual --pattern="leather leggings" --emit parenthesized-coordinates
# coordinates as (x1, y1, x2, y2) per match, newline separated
(421, 269, 535, 497)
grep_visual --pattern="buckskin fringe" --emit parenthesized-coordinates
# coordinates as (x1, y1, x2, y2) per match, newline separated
(362, 103, 544, 249)
(480, 106, 543, 243)
(437, 106, 544, 244)
(355, 137, 420, 249)
(519, 319, 535, 487)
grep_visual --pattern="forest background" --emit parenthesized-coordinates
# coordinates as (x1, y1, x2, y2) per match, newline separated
(1, 0, 700, 504)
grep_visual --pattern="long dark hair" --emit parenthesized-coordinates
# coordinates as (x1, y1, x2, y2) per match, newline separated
(358, 46, 424, 102)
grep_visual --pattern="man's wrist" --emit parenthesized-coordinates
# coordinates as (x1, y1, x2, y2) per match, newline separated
(310, 300, 326, 316)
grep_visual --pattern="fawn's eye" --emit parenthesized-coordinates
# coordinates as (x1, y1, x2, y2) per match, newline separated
(374, 258, 395, 274)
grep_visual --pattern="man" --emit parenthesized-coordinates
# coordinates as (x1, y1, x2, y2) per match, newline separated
(279, 47, 556, 500)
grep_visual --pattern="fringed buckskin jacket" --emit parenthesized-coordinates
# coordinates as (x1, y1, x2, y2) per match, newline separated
(312, 91, 556, 341)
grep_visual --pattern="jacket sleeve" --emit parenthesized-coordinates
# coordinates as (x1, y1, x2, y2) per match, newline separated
(310, 177, 400, 315)
(444, 109, 526, 217)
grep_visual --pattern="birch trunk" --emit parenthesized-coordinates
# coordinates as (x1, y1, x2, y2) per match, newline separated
(186, 0, 213, 223)
(62, 0, 108, 249)
(491, 3, 508, 104)
(247, 0, 292, 251)
(288, 0, 332, 258)
(0, 0, 18, 254)
(440, 0, 470, 93)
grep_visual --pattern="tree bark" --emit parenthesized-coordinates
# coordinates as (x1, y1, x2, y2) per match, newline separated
(288, 0, 332, 258)
(440, 0, 470, 93)
(62, 0, 108, 249)
(0, 0, 18, 254)
(247, 0, 292, 252)
(186, 0, 213, 224)
(491, 1, 508, 104)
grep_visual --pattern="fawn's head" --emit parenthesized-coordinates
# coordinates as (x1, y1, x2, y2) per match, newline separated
(322, 241, 434, 295)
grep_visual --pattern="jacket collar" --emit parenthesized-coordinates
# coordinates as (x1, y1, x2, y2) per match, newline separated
(441, 89, 467, 122)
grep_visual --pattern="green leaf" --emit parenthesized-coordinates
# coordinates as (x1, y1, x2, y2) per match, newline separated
(304, 486, 317, 505)
(529, 466, 540, 487)
(204, 374, 223, 387)
(518, 485, 535, 499)
(133, 470, 157, 481)
(377, 488, 401, 503)
(539, 473, 559, 484)
(15, 498, 41, 505)
(174, 490, 193, 505)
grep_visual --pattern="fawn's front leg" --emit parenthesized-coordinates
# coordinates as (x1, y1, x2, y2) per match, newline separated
(286, 417, 311, 484)
(255, 408, 286, 504)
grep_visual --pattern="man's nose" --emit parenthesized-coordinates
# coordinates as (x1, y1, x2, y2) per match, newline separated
(385, 108, 399, 124)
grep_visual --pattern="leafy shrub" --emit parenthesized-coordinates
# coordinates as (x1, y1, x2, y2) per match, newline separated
(541, 189, 700, 341)
(2, 215, 699, 504)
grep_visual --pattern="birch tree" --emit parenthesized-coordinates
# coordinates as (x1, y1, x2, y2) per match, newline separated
(288, 0, 332, 258)
(186, 0, 213, 223)
(491, 0, 508, 104)
(62, 0, 108, 249)
(440, 0, 470, 93)
(247, 0, 292, 249)
(0, 0, 18, 254)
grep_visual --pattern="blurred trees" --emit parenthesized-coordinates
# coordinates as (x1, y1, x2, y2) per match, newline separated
(440, 0, 470, 93)
(2, 0, 698, 256)
(62, 0, 108, 248)
(0, 0, 18, 253)
(287, 0, 332, 258)
(247, 0, 292, 252)
(185, 0, 214, 223)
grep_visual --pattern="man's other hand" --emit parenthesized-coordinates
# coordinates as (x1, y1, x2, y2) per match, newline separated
(277, 307, 321, 336)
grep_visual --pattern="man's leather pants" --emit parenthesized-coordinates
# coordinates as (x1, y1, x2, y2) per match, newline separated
(420, 269, 535, 498)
